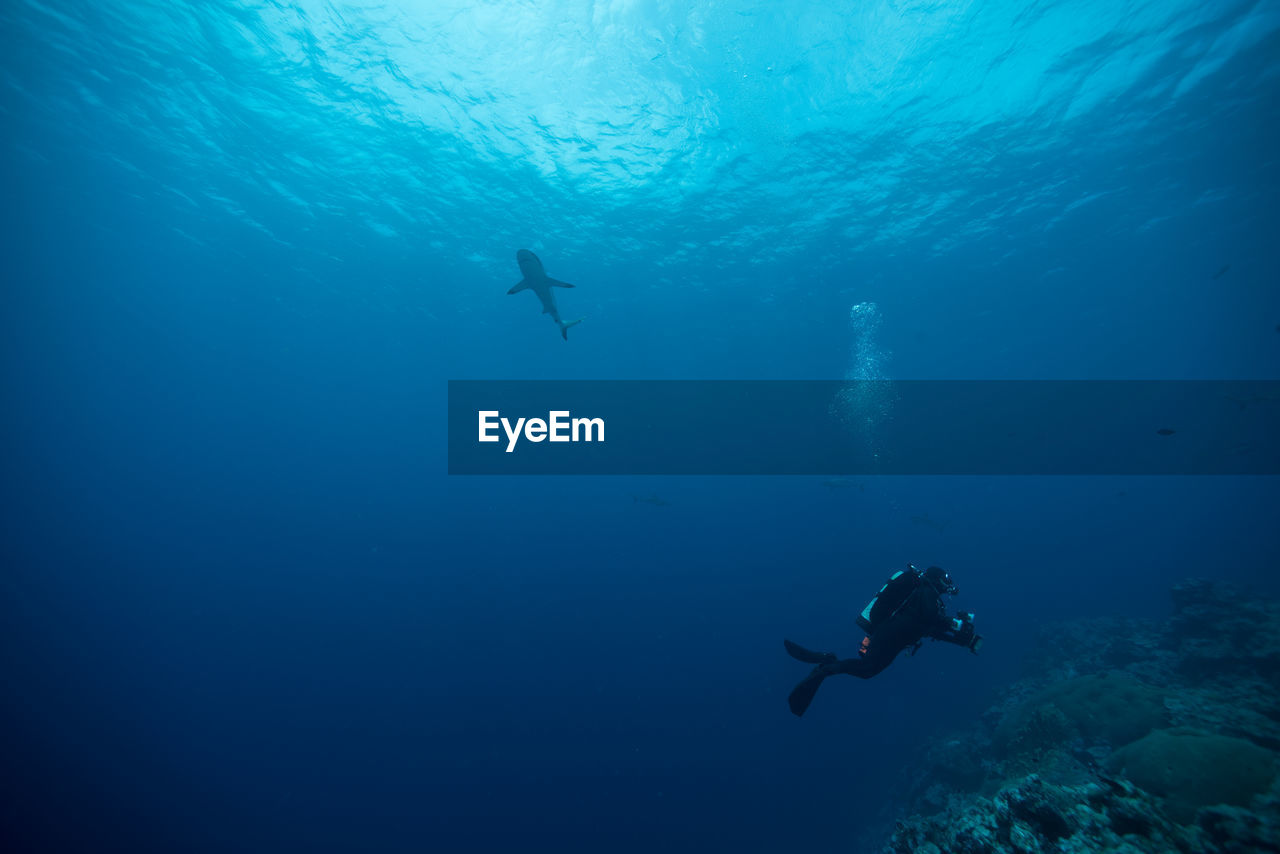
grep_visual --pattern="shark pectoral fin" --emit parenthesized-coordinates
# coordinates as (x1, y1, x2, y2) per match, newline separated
(549, 278, 575, 288)
(508, 279, 530, 295)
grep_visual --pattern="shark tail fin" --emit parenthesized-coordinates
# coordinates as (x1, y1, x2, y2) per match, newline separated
(559, 317, 583, 340)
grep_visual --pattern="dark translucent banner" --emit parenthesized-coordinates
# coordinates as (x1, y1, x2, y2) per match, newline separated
(447, 381, 1280, 475)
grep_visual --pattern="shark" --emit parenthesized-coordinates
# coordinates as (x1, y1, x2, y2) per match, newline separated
(508, 248, 583, 340)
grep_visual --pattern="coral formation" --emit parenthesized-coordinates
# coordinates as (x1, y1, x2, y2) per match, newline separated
(886, 774, 1201, 854)
(1105, 727, 1277, 822)
(1168, 579, 1280, 682)
(880, 579, 1280, 854)
(993, 672, 1167, 758)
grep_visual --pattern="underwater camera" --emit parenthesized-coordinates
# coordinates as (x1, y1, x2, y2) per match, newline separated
(955, 611, 983, 654)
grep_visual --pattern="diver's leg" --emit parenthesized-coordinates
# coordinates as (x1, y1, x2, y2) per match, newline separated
(827, 651, 896, 679)
(789, 647, 894, 715)
(827, 624, 912, 679)
(784, 639, 838, 665)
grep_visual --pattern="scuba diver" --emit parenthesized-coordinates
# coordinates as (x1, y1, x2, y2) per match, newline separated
(785, 565, 982, 717)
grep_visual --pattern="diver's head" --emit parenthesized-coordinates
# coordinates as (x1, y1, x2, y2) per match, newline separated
(924, 566, 958, 596)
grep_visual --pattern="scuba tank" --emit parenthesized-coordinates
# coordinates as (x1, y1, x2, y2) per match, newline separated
(857, 565, 924, 635)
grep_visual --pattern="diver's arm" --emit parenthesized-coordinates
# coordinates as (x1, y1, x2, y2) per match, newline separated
(916, 590, 954, 638)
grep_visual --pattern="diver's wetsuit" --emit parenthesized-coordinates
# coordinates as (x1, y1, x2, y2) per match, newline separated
(832, 581, 960, 678)
(787, 576, 975, 715)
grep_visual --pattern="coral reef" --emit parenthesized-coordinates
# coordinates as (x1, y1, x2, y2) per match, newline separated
(1168, 578, 1280, 682)
(886, 774, 1203, 854)
(993, 672, 1168, 759)
(1105, 727, 1277, 823)
(880, 579, 1280, 854)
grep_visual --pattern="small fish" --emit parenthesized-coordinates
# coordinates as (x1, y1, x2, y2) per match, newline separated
(632, 494, 669, 507)
(1211, 264, 1231, 280)
(1156, 428, 1176, 436)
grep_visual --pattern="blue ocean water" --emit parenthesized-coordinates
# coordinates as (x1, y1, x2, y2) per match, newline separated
(3, 1, 1279, 851)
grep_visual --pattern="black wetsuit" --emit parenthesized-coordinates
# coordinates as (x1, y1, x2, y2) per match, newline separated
(832, 581, 966, 678)
(786, 578, 974, 715)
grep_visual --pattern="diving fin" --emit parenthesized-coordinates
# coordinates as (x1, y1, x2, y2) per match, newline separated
(788, 668, 828, 717)
(784, 639, 837, 665)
